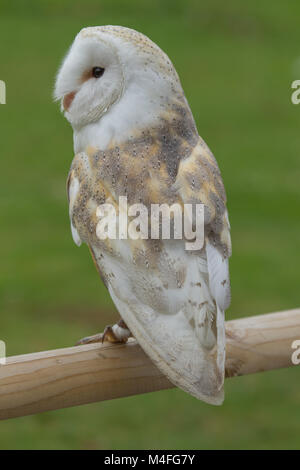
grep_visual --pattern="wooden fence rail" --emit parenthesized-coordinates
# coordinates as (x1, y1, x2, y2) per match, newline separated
(0, 308, 299, 420)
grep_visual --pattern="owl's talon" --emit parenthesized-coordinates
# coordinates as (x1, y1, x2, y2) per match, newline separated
(76, 320, 132, 346)
(102, 325, 123, 343)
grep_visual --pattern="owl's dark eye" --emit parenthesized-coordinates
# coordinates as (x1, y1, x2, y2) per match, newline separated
(92, 67, 105, 78)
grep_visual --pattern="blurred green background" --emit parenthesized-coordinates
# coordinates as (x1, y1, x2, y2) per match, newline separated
(0, 0, 300, 450)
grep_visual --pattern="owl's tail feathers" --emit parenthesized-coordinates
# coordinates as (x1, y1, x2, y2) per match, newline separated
(191, 303, 225, 405)
(192, 365, 224, 405)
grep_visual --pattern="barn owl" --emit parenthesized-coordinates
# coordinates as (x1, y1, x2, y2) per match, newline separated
(54, 26, 231, 405)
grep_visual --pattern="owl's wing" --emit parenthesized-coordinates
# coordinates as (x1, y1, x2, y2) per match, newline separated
(107, 138, 230, 405)
(67, 141, 231, 405)
(174, 136, 232, 399)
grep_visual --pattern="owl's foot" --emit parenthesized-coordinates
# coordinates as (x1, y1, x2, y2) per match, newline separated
(76, 319, 132, 346)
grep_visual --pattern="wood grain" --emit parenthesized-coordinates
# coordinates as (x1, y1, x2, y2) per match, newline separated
(0, 308, 299, 420)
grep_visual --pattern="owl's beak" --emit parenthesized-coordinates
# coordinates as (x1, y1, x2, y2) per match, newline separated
(63, 91, 76, 111)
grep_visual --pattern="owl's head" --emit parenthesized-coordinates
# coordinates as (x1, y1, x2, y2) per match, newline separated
(54, 26, 184, 134)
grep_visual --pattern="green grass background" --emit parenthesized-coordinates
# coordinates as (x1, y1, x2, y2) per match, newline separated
(0, 0, 300, 449)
